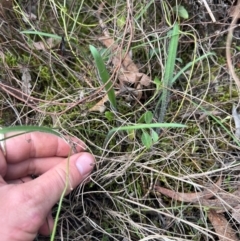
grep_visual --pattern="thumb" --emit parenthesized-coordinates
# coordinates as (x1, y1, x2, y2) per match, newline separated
(24, 152, 95, 215)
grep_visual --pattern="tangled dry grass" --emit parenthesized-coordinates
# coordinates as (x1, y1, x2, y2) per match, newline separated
(1, 0, 240, 240)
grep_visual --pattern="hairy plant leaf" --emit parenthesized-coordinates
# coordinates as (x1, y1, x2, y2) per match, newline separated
(105, 111, 115, 121)
(144, 111, 153, 124)
(151, 129, 159, 143)
(138, 111, 153, 124)
(141, 131, 152, 149)
(104, 123, 186, 148)
(173, 5, 189, 19)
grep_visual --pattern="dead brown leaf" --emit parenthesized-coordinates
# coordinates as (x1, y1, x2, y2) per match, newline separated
(201, 189, 240, 211)
(89, 91, 120, 112)
(232, 204, 240, 223)
(154, 177, 222, 203)
(31, 38, 61, 51)
(155, 178, 240, 212)
(155, 178, 240, 240)
(208, 210, 238, 241)
(0, 0, 12, 9)
(89, 94, 108, 113)
(0, 0, 13, 17)
(99, 37, 151, 88)
(229, 0, 240, 19)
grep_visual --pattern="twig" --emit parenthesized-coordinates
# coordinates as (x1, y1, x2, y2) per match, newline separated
(226, 0, 240, 90)
(201, 0, 216, 23)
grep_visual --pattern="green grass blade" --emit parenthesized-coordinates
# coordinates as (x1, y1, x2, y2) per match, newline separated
(155, 23, 179, 125)
(21, 30, 62, 39)
(104, 123, 186, 148)
(50, 155, 70, 241)
(109, 123, 185, 132)
(89, 45, 117, 111)
(171, 52, 215, 85)
(0, 125, 61, 136)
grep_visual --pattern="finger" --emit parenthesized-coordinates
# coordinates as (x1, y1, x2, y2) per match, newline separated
(0, 175, 6, 185)
(38, 212, 54, 236)
(0, 150, 7, 176)
(5, 157, 66, 180)
(19, 152, 94, 219)
(7, 176, 33, 184)
(4, 132, 86, 163)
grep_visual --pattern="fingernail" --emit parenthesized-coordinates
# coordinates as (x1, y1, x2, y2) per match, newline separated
(76, 153, 94, 177)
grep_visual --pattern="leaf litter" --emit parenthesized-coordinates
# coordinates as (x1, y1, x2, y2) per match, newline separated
(155, 176, 239, 241)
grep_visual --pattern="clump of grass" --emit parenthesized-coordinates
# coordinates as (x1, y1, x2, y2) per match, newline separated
(154, 22, 180, 126)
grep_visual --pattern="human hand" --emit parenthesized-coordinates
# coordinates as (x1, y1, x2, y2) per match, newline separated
(0, 131, 95, 241)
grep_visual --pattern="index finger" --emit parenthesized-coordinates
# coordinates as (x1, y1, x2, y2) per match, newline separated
(4, 132, 86, 163)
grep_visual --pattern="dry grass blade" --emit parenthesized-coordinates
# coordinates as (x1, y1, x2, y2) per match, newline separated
(201, 0, 216, 22)
(19, 65, 31, 96)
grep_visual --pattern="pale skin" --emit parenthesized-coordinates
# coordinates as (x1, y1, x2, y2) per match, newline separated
(0, 132, 95, 241)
